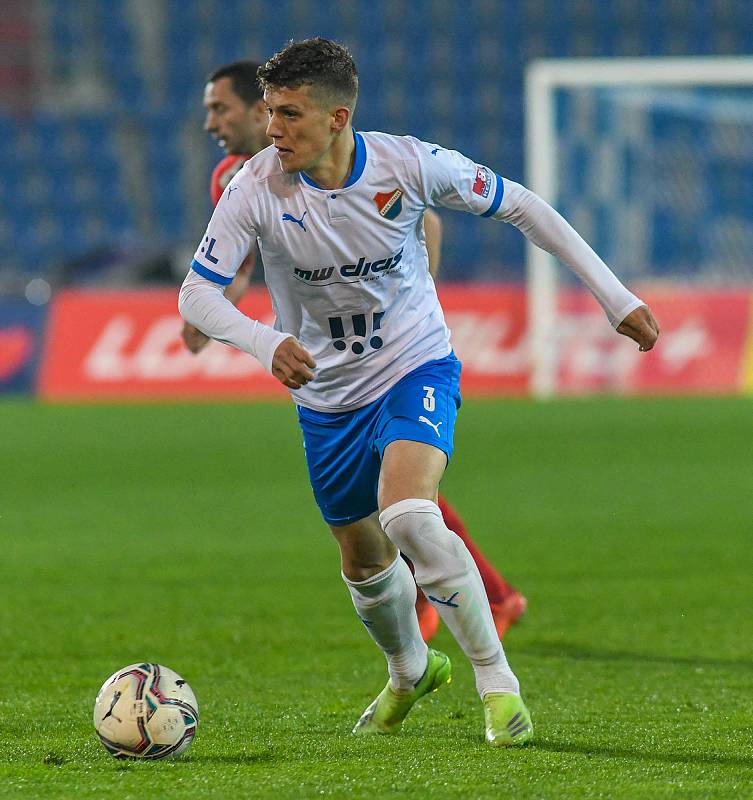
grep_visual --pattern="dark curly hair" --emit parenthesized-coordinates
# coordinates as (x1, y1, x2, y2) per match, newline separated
(257, 38, 358, 112)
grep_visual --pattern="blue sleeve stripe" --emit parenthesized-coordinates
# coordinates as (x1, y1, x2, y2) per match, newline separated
(481, 174, 505, 218)
(191, 259, 233, 286)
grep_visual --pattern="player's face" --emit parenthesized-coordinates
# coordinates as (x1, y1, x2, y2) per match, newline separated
(264, 85, 338, 174)
(203, 77, 269, 156)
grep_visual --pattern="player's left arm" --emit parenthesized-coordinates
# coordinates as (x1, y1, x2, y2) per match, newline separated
(411, 139, 658, 351)
(615, 304, 660, 352)
(496, 179, 659, 351)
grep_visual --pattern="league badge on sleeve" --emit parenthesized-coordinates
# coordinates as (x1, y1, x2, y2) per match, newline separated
(373, 188, 403, 221)
(472, 166, 492, 199)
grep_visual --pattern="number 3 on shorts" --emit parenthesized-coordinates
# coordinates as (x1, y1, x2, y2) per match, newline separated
(422, 386, 435, 412)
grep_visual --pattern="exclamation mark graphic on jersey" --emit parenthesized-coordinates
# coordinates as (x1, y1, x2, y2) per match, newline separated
(351, 314, 367, 354)
(328, 312, 385, 353)
(329, 317, 347, 351)
(370, 312, 384, 349)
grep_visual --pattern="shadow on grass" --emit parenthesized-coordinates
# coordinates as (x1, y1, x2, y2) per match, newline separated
(186, 750, 277, 765)
(520, 641, 753, 671)
(535, 738, 753, 770)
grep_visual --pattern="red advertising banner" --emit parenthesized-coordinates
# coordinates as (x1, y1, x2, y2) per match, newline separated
(37, 286, 752, 400)
(440, 285, 529, 395)
(556, 288, 752, 395)
(0, 299, 47, 394)
(38, 289, 286, 400)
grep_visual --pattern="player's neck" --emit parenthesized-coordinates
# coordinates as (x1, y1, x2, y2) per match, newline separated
(303, 128, 356, 190)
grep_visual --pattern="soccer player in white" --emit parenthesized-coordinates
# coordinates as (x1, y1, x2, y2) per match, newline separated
(187, 58, 528, 643)
(179, 38, 659, 746)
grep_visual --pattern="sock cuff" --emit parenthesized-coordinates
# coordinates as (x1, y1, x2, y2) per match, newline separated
(378, 498, 441, 532)
(341, 553, 401, 590)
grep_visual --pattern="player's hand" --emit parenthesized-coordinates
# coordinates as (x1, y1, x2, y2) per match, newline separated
(272, 337, 316, 389)
(182, 322, 211, 354)
(616, 305, 660, 352)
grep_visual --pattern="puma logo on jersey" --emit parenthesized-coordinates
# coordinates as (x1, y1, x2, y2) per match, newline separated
(418, 416, 442, 437)
(282, 210, 308, 231)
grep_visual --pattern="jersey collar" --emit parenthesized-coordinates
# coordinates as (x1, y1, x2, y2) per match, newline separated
(299, 130, 366, 190)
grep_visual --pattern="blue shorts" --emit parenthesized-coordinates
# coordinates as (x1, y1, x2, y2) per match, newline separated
(297, 353, 462, 526)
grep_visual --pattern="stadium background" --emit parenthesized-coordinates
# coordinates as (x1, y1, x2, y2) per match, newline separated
(2, 5, 753, 796)
(0, 0, 752, 398)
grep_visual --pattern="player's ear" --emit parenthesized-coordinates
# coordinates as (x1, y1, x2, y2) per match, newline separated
(331, 106, 350, 133)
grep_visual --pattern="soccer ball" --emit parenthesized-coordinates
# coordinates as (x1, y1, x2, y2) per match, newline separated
(93, 663, 199, 759)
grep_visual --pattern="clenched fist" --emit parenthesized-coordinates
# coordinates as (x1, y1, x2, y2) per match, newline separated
(617, 305, 660, 352)
(272, 337, 317, 389)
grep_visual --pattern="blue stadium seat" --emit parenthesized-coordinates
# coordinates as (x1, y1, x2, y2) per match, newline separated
(2, 1, 752, 282)
(0, 116, 18, 157)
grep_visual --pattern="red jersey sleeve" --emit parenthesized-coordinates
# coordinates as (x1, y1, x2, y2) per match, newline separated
(210, 154, 248, 206)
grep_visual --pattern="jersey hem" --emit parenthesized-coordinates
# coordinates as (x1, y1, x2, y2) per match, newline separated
(291, 342, 453, 413)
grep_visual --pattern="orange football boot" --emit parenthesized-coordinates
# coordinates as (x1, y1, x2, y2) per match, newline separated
(489, 591, 527, 639)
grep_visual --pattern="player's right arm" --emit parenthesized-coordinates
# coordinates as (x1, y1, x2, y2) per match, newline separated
(178, 179, 315, 387)
(181, 253, 255, 353)
(180, 269, 315, 388)
(182, 155, 257, 354)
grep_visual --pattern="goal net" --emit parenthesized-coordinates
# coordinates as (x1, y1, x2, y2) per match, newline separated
(525, 57, 753, 396)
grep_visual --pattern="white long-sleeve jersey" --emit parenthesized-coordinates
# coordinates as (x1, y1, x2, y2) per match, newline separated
(179, 131, 643, 412)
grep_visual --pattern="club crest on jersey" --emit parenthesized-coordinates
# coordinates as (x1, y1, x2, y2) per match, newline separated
(472, 166, 492, 198)
(373, 188, 403, 221)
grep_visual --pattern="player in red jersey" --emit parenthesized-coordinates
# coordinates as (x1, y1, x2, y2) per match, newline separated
(181, 61, 269, 355)
(184, 60, 526, 641)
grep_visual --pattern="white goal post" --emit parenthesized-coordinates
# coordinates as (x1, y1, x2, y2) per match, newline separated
(524, 56, 753, 397)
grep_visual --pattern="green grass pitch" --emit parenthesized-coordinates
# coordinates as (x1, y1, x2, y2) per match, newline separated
(1, 396, 752, 799)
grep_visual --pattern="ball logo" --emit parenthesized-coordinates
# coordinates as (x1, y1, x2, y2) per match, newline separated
(93, 662, 198, 760)
(373, 188, 403, 220)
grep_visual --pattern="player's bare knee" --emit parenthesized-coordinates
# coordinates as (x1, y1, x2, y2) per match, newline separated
(330, 516, 397, 581)
(378, 440, 446, 509)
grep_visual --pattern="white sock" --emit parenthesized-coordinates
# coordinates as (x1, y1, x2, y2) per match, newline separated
(380, 499, 520, 698)
(343, 554, 428, 693)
